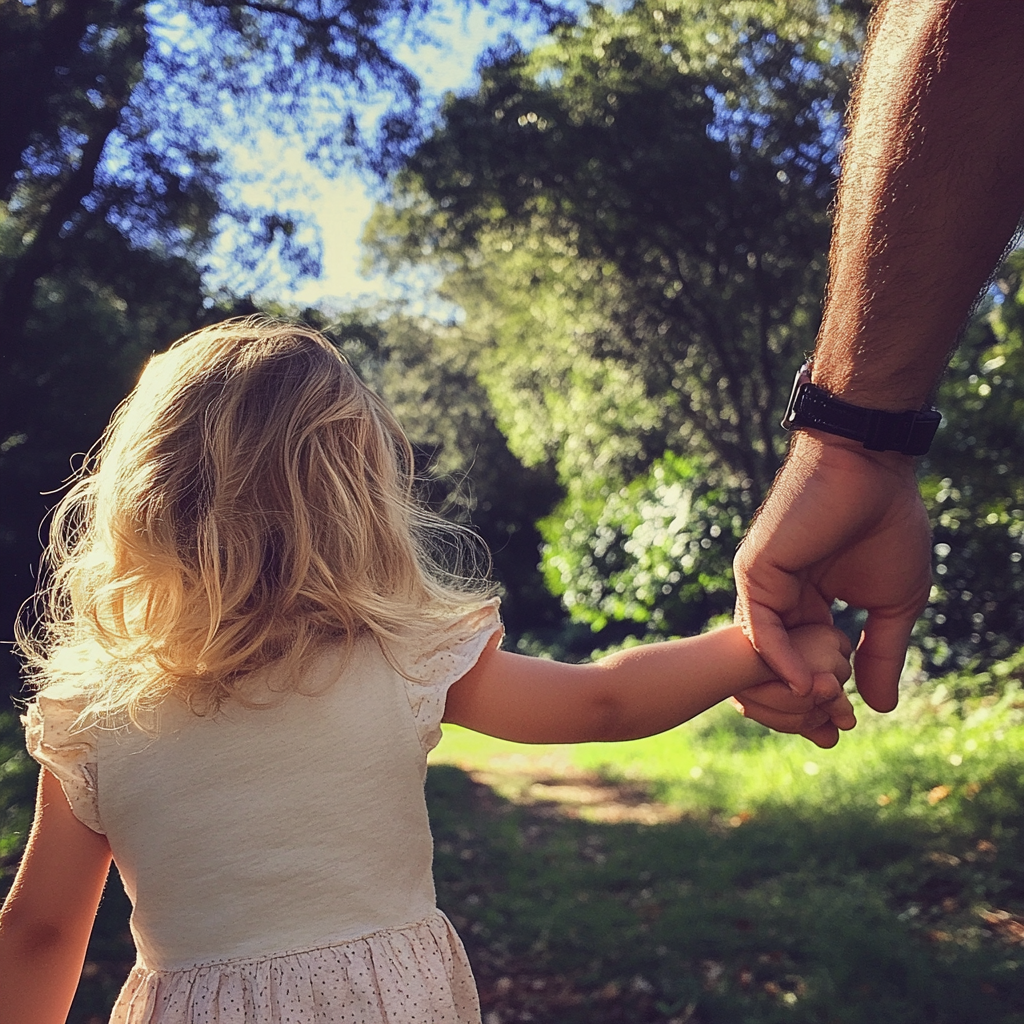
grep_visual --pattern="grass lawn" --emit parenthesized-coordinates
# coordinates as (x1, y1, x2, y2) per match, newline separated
(426, 673, 1024, 1024)
(2, 665, 1023, 1023)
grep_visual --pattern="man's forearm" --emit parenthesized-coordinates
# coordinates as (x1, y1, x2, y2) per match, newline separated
(814, 0, 1024, 409)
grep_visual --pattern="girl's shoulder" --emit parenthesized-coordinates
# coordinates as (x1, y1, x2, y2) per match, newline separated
(400, 598, 503, 676)
(21, 683, 104, 834)
(394, 598, 503, 754)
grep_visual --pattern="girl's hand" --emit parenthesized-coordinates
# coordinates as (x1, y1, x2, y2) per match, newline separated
(788, 622, 853, 687)
(731, 624, 856, 748)
(445, 623, 844, 746)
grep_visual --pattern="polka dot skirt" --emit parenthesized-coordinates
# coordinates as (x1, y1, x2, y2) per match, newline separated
(109, 912, 481, 1024)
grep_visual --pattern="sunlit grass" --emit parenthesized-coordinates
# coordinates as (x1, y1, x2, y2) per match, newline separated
(427, 671, 1024, 1023)
(431, 678, 1024, 826)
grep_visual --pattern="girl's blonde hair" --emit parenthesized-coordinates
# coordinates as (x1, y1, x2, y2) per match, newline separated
(17, 317, 494, 724)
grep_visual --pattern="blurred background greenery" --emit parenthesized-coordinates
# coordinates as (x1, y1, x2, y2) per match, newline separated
(2, 0, 1022, 1020)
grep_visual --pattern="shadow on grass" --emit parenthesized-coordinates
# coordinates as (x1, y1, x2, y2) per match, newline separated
(8, 761, 1024, 1024)
(426, 764, 1024, 1024)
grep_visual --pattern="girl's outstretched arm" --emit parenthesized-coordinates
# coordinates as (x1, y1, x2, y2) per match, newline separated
(0, 769, 111, 1024)
(444, 624, 852, 744)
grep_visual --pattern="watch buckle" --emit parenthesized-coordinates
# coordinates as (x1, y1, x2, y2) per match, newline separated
(781, 360, 813, 431)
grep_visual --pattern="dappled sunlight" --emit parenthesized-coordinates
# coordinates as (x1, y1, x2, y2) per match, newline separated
(424, 749, 1024, 1024)
(422, 671, 1024, 1020)
(472, 767, 686, 825)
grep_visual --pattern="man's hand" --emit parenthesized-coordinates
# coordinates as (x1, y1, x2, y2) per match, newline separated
(728, 0, 1024, 744)
(733, 430, 933, 718)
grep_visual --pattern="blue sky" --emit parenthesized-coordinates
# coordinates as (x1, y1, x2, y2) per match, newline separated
(205, 3, 552, 311)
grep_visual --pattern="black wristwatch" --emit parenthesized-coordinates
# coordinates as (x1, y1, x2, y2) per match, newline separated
(782, 361, 941, 456)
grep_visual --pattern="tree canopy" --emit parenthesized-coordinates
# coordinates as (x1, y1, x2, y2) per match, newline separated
(368, 0, 871, 638)
(370, 0, 870, 501)
(0, 0, 569, 358)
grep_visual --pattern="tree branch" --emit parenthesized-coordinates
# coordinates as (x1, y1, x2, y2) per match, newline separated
(0, 8, 147, 369)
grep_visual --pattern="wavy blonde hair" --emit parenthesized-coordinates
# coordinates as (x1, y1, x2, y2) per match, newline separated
(17, 317, 494, 724)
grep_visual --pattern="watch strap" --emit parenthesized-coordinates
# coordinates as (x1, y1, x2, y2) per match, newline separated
(782, 364, 941, 456)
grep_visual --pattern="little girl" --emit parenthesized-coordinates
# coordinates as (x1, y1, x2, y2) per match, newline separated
(0, 318, 854, 1024)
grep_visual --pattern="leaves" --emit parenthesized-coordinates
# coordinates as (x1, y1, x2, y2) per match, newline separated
(368, 0, 868, 635)
(541, 451, 749, 634)
(916, 251, 1024, 669)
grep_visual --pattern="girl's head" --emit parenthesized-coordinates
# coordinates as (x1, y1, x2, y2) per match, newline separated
(20, 317, 491, 721)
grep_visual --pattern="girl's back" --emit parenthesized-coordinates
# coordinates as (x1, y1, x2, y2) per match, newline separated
(29, 609, 499, 1022)
(10, 319, 499, 1023)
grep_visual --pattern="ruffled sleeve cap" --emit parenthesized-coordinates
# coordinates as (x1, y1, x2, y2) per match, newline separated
(402, 599, 503, 753)
(22, 688, 104, 834)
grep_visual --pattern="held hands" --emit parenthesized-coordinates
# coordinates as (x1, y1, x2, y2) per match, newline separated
(786, 623, 854, 690)
(731, 622, 856, 748)
(733, 431, 933, 744)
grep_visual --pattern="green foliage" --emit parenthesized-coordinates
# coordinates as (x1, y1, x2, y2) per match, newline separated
(370, 0, 869, 500)
(541, 451, 748, 635)
(916, 251, 1024, 670)
(292, 307, 568, 644)
(367, 0, 874, 639)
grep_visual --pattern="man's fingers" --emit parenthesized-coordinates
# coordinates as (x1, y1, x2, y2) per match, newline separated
(853, 611, 918, 712)
(739, 606, 815, 696)
(800, 720, 841, 748)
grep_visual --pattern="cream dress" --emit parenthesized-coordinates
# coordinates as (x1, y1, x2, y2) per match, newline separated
(23, 602, 502, 1024)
